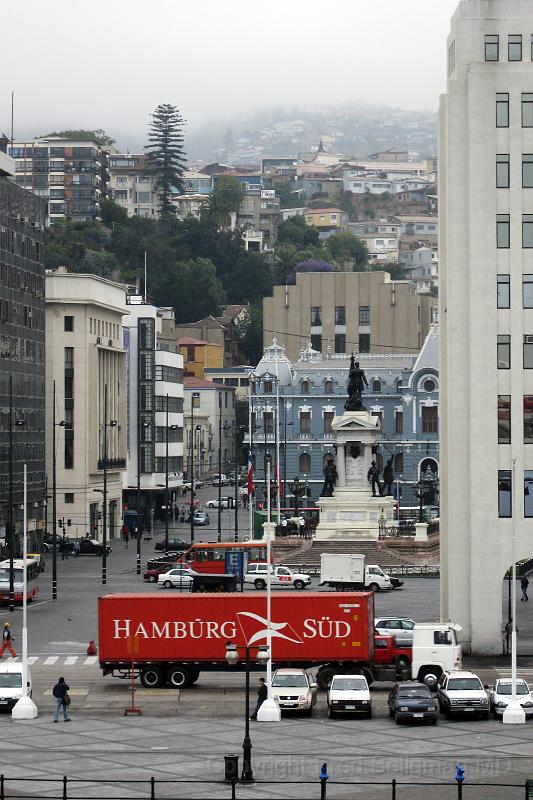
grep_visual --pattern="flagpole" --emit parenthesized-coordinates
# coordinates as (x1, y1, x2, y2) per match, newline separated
(248, 370, 254, 539)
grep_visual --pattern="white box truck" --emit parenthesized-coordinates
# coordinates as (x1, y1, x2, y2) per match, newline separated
(320, 553, 393, 592)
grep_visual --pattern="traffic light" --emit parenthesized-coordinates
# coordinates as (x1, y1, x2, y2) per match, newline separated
(58, 519, 63, 529)
(67, 519, 72, 527)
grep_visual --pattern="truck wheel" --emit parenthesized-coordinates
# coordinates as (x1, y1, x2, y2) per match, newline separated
(418, 668, 441, 691)
(396, 655, 410, 670)
(140, 667, 165, 688)
(316, 666, 337, 691)
(368, 582, 379, 593)
(163, 580, 173, 588)
(254, 579, 266, 590)
(168, 667, 192, 688)
(293, 580, 305, 590)
(190, 669, 200, 684)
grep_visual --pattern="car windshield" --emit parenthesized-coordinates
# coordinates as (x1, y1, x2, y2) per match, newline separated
(497, 683, 529, 696)
(447, 678, 483, 691)
(332, 678, 367, 691)
(272, 674, 308, 688)
(398, 688, 430, 699)
(0, 674, 22, 688)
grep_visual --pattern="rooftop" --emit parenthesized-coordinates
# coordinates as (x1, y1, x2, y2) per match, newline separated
(183, 376, 233, 390)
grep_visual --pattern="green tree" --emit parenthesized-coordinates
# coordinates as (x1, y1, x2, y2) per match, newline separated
(149, 257, 225, 323)
(323, 232, 369, 270)
(145, 103, 187, 218)
(99, 198, 128, 227)
(40, 128, 116, 145)
(274, 243, 313, 283)
(201, 176, 244, 229)
(277, 215, 319, 248)
(236, 303, 264, 364)
(274, 182, 303, 209)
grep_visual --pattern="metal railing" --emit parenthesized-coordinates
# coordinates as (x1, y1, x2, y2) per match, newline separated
(281, 562, 440, 577)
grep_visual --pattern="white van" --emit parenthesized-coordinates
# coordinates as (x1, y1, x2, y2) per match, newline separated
(0, 663, 32, 711)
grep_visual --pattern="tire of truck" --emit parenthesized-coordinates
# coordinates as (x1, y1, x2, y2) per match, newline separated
(293, 580, 305, 590)
(167, 666, 192, 689)
(368, 582, 380, 593)
(316, 666, 338, 691)
(140, 666, 165, 688)
(254, 579, 266, 590)
(190, 669, 200, 684)
(396, 655, 410, 670)
(418, 667, 441, 691)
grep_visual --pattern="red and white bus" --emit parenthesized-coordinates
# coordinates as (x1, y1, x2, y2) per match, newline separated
(178, 542, 268, 574)
(0, 558, 40, 603)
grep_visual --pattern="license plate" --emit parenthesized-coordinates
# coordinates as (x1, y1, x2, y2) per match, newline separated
(345, 705, 356, 710)
(413, 713, 423, 718)
(0, 700, 8, 705)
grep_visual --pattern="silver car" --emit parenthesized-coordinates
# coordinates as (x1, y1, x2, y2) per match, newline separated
(489, 678, 533, 718)
(374, 617, 415, 646)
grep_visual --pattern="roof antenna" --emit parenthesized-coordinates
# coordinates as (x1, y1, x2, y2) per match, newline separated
(10, 91, 14, 150)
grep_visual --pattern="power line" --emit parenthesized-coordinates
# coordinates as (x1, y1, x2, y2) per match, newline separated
(262, 327, 423, 353)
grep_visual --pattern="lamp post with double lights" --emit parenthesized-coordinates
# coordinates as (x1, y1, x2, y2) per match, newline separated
(164, 394, 178, 553)
(233, 424, 246, 542)
(225, 642, 269, 783)
(101, 384, 117, 585)
(218, 413, 231, 543)
(51, 380, 65, 601)
(189, 391, 201, 544)
(289, 476, 307, 521)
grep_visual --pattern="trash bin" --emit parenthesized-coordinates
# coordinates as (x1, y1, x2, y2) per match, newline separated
(224, 754, 239, 783)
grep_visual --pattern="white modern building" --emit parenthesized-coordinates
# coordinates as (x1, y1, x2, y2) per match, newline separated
(440, 0, 533, 653)
(122, 298, 184, 527)
(108, 153, 158, 218)
(45, 269, 128, 540)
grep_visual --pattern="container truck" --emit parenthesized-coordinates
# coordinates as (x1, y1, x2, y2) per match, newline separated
(98, 592, 461, 691)
(320, 553, 393, 591)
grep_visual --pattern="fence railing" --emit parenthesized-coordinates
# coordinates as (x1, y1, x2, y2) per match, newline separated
(0, 773, 528, 800)
(282, 562, 440, 577)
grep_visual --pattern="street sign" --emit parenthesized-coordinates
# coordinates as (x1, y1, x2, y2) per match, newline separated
(225, 550, 249, 585)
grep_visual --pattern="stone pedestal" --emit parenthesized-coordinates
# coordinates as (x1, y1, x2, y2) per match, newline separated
(315, 410, 396, 541)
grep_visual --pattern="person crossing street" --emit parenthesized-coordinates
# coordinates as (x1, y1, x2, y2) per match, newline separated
(0, 623, 16, 658)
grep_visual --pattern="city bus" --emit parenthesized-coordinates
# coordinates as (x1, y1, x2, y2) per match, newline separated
(178, 542, 268, 574)
(0, 558, 40, 603)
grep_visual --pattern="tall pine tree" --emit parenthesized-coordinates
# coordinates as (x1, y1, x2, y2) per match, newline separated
(145, 104, 187, 218)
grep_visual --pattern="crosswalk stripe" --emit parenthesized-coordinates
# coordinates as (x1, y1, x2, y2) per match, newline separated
(84, 655, 98, 666)
(43, 656, 58, 666)
(27, 656, 38, 665)
(64, 656, 78, 666)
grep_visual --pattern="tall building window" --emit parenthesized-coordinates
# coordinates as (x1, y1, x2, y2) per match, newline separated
(497, 214, 510, 248)
(524, 215, 533, 247)
(524, 396, 533, 443)
(523, 155, 533, 187)
(498, 335, 511, 368)
(323, 411, 334, 434)
(359, 333, 370, 353)
(359, 306, 370, 325)
(498, 470, 512, 517)
(310, 334, 322, 352)
(524, 335, 533, 368)
(64, 436, 74, 470)
(508, 34, 522, 61)
(262, 380, 273, 393)
(523, 93, 533, 127)
(496, 93, 509, 127)
(324, 380, 334, 393)
(64, 315, 74, 332)
(334, 334, 346, 353)
(485, 34, 499, 61)
(421, 406, 438, 433)
(395, 411, 404, 434)
(498, 395, 511, 444)
(525, 471, 533, 518)
(310, 306, 322, 326)
(372, 379, 382, 393)
(263, 412, 273, 434)
(523, 275, 533, 308)
(496, 154, 510, 188)
(497, 274, 510, 308)
(301, 380, 310, 394)
(335, 306, 346, 325)
(299, 412, 311, 434)
(299, 452, 311, 474)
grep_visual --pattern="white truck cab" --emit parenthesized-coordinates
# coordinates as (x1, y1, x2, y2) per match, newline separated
(0, 662, 32, 711)
(320, 553, 392, 591)
(411, 623, 462, 689)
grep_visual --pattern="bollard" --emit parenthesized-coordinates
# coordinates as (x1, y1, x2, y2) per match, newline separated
(319, 762, 329, 800)
(225, 755, 239, 784)
(392, 778, 396, 800)
(231, 777, 236, 800)
(62, 776, 67, 800)
(150, 775, 156, 799)
(455, 763, 465, 800)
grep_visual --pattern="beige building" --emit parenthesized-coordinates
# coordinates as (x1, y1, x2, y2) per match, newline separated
(46, 269, 128, 541)
(263, 271, 436, 362)
(108, 153, 158, 218)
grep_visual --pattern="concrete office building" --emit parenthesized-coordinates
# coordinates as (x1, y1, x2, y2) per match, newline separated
(440, 0, 533, 653)
(108, 153, 158, 218)
(263, 271, 436, 363)
(183, 378, 235, 481)
(45, 270, 127, 540)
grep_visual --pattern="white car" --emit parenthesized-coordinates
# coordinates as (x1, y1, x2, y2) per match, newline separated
(437, 670, 489, 719)
(271, 668, 317, 715)
(0, 662, 32, 711)
(157, 567, 196, 589)
(205, 497, 233, 509)
(489, 678, 533, 718)
(244, 563, 311, 590)
(211, 474, 230, 486)
(327, 674, 372, 718)
(374, 618, 415, 647)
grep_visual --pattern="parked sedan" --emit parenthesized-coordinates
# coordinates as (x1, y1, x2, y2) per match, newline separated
(327, 675, 372, 718)
(154, 537, 189, 552)
(205, 498, 233, 509)
(157, 567, 196, 589)
(388, 682, 438, 725)
(374, 618, 415, 646)
(489, 678, 533, 718)
(193, 512, 210, 526)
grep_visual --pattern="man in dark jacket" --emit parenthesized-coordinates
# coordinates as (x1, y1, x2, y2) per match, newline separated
(521, 576, 529, 602)
(52, 677, 71, 722)
(250, 677, 267, 720)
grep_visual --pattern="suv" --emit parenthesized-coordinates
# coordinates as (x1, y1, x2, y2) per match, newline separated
(374, 618, 415, 647)
(271, 669, 317, 715)
(437, 670, 489, 719)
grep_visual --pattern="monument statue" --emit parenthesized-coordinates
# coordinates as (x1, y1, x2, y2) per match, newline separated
(346, 444, 364, 485)
(344, 354, 368, 411)
(382, 456, 394, 496)
(367, 460, 383, 497)
(321, 458, 338, 497)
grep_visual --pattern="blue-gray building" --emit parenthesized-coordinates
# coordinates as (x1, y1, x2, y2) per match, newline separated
(249, 326, 439, 509)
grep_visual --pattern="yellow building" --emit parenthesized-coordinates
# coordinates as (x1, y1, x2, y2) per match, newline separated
(178, 337, 223, 378)
(303, 207, 348, 233)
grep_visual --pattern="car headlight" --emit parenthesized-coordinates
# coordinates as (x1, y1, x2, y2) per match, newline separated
(428, 706, 437, 711)
(330, 700, 339, 705)
(298, 695, 306, 701)
(400, 706, 408, 712)
(360, 700, 368, 704)
(450, 699, 459, 705)
(522, 701, 533, 708)
(495, 701, 507, 708)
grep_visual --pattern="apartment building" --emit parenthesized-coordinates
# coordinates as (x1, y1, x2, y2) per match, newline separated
(440, 0, 533, 653)
(108, 153, 158, 218)
(0, 155, 46, 550)
(9, 137, 109, 223)
(45, 270, 127, 540)
(183, 377, 235, 480)
(263, 271, 436, 363)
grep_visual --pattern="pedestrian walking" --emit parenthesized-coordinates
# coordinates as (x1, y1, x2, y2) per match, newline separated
(122, 524, 129, 549)
(521, 576, 529, 602)
(0, 623, 16, 658)
(52, 676, 71, 722)
(250, 677, 268, 720)
(60, 536, 69, 561)
(73, 540, 80, 557)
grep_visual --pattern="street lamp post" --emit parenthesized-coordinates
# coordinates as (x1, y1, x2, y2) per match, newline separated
(289, 476, 306, 519)
(164, 394, 178, 553)
(8, 374, 26, 612)
(225, 642, 269, 783)
(52, 380, 65, 601)
(101, 384, 117, 586)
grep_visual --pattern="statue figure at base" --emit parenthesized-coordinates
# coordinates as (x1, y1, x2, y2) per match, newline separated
(321, 458, 338, 497)
(382, 456, 394, 496)
(367, 460, 383, 497)
(344, 354, 368, 411)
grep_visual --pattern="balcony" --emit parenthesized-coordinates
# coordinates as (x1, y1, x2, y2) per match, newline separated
(97, 457, 126, 471)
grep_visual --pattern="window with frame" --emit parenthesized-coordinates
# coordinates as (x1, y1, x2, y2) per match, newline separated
(301, 380, 310, 394)
(496, 93, 509, 127)
(359, 306, 370, 325)
(372, 379, 382, 393)
(334, 334, 346, 353)
(524, 335, 533, 368)
(310, 334, 322, 352)
(496, 154, 510, 188)
(485, 34, 499, 61)
(263, 412, 274, 434)
(64, 315, 74, 332)
(335, 306, 346, 325)
(525, 471, 533, 517)
(508, 34, 522, 61)
(524, 396, 533, 443)
(523, 93, 533, 127)
(497, 214, 510, 248)
(300, 412, 311, 434)
(498, 395, 511, 444)
(497, 274, 510, 308)
(523, 155, 533, 187)
(299, 452, 311, 474)
(64, 493, 74, 504)
(263, 380, 273, 393)
(421, 405, 438, 433)
(523, 275, 533, 308)
(395, 411, 404, 434)
(359, 333, 370, 353)
(192, 392, 200, 409)
(310, 306, 322, 326)
(323, 411, 334, 434)
(498, 335, 511, 368)
(524, 215, 533, 247)
(498, 470, 512, 517)
(394, 452, 403, 474)
(325, 380, 334, 393)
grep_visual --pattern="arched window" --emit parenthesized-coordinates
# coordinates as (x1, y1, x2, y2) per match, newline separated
(299, 452, 311, 474)
(423, 377, 437, 392)
(325, 380, 334, 394)
(301, 380, 310, 394)
(372, 379, 382, 393)
(394, 452, 404, 474)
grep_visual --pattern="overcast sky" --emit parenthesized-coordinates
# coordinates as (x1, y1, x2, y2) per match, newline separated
(1, 0, 459, 150)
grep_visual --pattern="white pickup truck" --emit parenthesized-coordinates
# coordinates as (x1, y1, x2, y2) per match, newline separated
(244, 563, 311, 590)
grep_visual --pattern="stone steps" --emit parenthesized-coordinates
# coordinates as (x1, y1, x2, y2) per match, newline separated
(273, 538, 407, 568)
